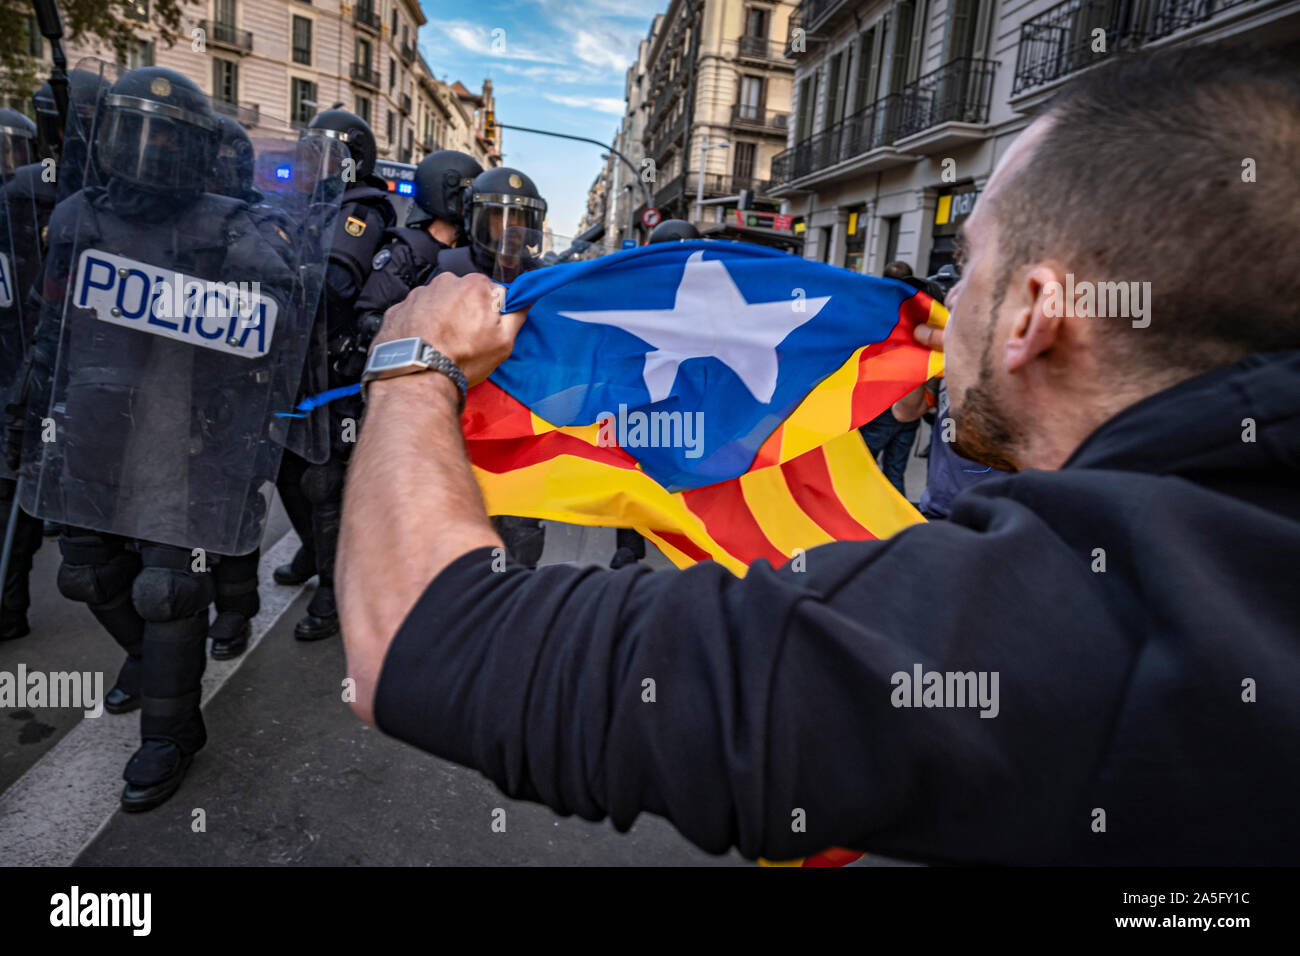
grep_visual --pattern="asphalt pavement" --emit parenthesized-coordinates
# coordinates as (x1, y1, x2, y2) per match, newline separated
(0, 429, 929, 866)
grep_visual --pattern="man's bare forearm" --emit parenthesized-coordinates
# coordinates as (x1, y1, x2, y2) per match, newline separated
(337, 372, 501, 724)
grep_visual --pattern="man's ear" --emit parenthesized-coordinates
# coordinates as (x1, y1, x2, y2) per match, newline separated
(1004, 265, 1067, 373)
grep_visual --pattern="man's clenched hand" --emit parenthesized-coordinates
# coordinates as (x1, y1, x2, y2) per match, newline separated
(375, 272, 527, 385)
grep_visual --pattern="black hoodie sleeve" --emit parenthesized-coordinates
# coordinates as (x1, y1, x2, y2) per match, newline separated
(373, 497, 1135, 863)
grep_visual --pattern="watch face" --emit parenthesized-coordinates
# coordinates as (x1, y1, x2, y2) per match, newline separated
(370, 338, 422, 371)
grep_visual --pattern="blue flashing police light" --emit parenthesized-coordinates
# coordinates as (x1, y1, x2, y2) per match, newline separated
(274, 164, 292, 181)
(396, 181, 414, 196)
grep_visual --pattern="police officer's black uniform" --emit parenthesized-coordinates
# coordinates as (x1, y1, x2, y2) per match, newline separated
(274, 110, 394, 642)
(21, 68, 300, 811)
(0, 109, 50, 639)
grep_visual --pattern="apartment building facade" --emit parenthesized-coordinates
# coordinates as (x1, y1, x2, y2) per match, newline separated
(600, 0, 802, 246)
(771, 0, 1300, 274)
(29, 0, 499, 168)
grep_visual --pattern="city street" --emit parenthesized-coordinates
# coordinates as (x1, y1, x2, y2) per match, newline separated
(0, 444, 928, 867)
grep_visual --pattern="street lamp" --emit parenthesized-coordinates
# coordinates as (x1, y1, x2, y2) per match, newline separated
(694, 135, 730, 224)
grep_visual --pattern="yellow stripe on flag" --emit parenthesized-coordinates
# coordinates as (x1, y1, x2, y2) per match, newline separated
(777, 345, 863, 462)
(739, 466, 836, 557)
(821, 431, 925, 538)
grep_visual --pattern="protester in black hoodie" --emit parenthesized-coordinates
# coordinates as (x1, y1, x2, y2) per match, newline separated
(336, 44, 1300, 865)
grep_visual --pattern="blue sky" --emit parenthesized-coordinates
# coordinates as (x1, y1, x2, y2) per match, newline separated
(417, 0, 662, 238)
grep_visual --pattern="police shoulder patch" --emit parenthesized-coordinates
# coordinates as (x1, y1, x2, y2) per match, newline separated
(372, 247, 391, 271)
(345, 216, 367, 237)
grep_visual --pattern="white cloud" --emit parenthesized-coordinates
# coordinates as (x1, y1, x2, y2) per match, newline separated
(426, 19, 568, 64)
(572, 28, 638, 72)
(542, 93, 628, 115)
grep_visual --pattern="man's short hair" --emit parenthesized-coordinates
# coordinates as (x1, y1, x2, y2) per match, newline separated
(883, 260, 913, 279)
(992, 42, 1300, 374)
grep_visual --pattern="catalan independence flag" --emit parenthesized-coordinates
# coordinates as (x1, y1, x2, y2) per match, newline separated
(470, 239, 945, 575)
(467, 240, 944, 867)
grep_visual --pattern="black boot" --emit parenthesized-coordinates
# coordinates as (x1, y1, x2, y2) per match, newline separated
(121, 739, 194, 813)
(210, 550, 260, 659)
(294, 584, 339, 642)
(273, 545, 315, 586)
(105, 654, 142, 714)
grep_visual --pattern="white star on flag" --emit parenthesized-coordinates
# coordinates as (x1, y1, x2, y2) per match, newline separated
(557, 250, 831, 404)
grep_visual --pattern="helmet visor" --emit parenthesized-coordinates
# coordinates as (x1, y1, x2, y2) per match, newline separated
(295, 129, 347, 194)
(97, 98, 214, 191)
(0, 126, 36, 179)
(469, 199, 545, 283)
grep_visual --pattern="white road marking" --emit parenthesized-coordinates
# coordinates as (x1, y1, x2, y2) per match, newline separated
(0, 530, 307, 866)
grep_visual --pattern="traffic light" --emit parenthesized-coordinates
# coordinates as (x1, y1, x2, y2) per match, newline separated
(485, 109, 496, 138)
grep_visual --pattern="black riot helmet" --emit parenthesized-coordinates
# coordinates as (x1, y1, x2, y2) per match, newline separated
(926, 263, 960, 304)
(463, 166, 547, 283)
(410, 149, 482, 226)
(36, 70, 113, 178)
(209, 114, 256, 200)
(301, 109, 376, 184)
(648, 218, 700, 243)
(0, 109, 37, 178)
(96, 67, 219, 193)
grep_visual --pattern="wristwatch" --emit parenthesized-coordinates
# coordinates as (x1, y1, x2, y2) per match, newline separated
(360, 337, 467, 412)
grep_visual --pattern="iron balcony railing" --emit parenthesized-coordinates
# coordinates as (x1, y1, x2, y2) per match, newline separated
(400, 93, 412, 114)
(350, 63, 381, 89)
(731, 103, 790, 132)
(802, 0, 849, 32)
(213, 98, 259, 128)
(353, 6, 381, 32)
(422, 135, 438, 152)
(738, 36, 784, 60)
(653, 172, 685, 210)
(648, 110, 686, 160)
(688, 172, 775, 197)
(1013, 0, 1263, 94)
(772, 57, 997, 185)
(201, 20, 253, 53)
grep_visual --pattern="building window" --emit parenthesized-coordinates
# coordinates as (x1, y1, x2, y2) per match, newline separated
(357, 37, 372, 69)
(825, 51, 846, 128)
(732, 141, 755, 189)
(121, 40, 154, 70)
(844, 206, 868, 272)
(795, 73, 818, 141)
(744, 6, 769, 38)
(356, 95, 371, 125)
(292, 78, 317, 125)
(292, 16, 312, 66)
(944, 0, 982, 61)
(738, 75, 764, 121)
(387, 109, 395, 144)
(213, 59, 238, 105)
(854, 26, 881, 111)
(883, 215, 901, 266)
(391, 9, 398, 33)
(214, 0, 236, 27)
(389, 57, 396, 90)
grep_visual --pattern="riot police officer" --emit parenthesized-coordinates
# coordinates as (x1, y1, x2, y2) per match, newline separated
(322, 149, 484, 394)
(647, 218, 700, 243)
(18, 66, 318, 810)
(0, 108, 48, 639)
(275, 109, 395, 642)
(426, 166, 549, 566)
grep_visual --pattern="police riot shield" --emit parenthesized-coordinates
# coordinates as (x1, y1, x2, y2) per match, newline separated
(18, 62, 348, 555)
(0, 111, 47, 480)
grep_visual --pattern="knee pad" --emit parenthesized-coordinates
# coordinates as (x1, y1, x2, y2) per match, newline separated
(132, 566, 214, 623)
(301, 459, 346, 506)
(56, 535, 139, 606)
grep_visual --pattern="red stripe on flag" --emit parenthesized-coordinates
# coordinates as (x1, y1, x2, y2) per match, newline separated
(651, 530, 713, 564)
(850, 305, 933, 428)
(462, 380, 539, 440)
(468, 431, 640, 473)
(781, 447, 876, 541)
(681, 482, 787, 568)
(802, 847, 866, 867)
